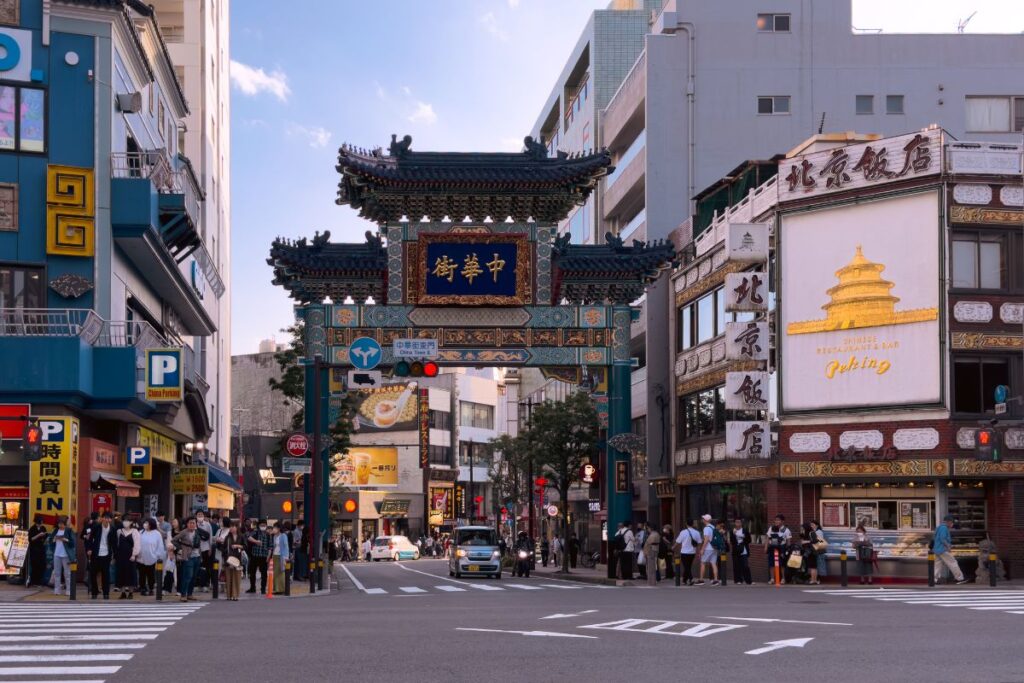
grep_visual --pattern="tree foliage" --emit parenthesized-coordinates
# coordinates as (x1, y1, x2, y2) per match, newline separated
(488, 433, 531, 529)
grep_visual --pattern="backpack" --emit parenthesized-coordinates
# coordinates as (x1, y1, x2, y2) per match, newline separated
(658, 538, 669, 559)
(611, 531, 626, 552)
(711, 529, 728, 553)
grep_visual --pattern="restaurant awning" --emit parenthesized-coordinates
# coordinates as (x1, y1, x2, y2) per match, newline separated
(208, 464, 242, 491)
(94, 474, 141, 498)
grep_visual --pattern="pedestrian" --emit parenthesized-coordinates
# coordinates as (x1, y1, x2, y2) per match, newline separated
(552, 534, 562, 568)
(766, 515, 792, 585)
(272, 522, 289, 594)
(800, 522, 819, 585)
(695, 514, 720, 586)
(222, 521, 245, 601)
(540, 537, 550, 567)
(138, 518, 165, 596)
(569, 532, 580, 569)
(172, 517, 202, 602)
(854, 524, 874, 585)
(634, 524, 647, 580)
(86, 511, 116, 599)
(932, 514, 967, 585)
(674, 520, 701, 586)
(660, 525, 674, 581)
(729, 517, 753, 585)
(362, 536, 372, 562)
(47, 516, 75, 596)
(613, 521, 634, 580)
(245, 519, 271, 593)
(26, 515, 47, 587)
(156, 511, 171, 540)
(642, 523, 661, 585)
(809, 520, 827, 585)
(215, 516, 232, 590)
(162, 538, 177, 594)
(194, 510, 214, 592)
(114, 517, 140, 599)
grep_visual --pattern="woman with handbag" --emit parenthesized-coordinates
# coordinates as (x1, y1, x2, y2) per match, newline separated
(800, 522, 820, 585)
(222, 521, 245, 601)
(810, 520, 828, 584)
(854, 524, 874, 585)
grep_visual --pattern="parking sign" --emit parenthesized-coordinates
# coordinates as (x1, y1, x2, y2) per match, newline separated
(127, 447, 151, 465)
(145, 348, 183, 402)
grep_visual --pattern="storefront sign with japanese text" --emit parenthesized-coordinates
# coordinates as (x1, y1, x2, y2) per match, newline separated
(725, 371, 770, 411)
(725, 421, 770, 459)
(172, 465, 208, 495)
(28, 417, 79, 527)
(417, 233, 531, 306)
(725, 321, 769, 362)
(724, 272, 768, 313)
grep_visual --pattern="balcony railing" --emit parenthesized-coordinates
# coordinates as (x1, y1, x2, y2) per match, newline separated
(0, 308, 170, 348)
(111, 151, 204, 225)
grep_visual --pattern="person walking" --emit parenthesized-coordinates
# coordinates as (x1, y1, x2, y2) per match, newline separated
(552, 534, 562, 568)
(86, 511, 116, 599)
(26, 516, 48, 587)
(729, 517, 753, 585)
(642, 523, 661, 585)
(569, 533, 580, 569)
(47, 516, 75, 596)
(674, 520, 702, 586)
(614, 522, 635, 580)
(221, 521, 244, 600)
(137, 519, 165, 596)
(695, 514, 720, 586)
(634, 524, 648, 580)
(854, 524, 874, 585)
(932, 514, 967, 585)
(172, 517, 203, 602)
(272, 522, 289, 595)
(660, 525, 674, 581)
(114, 517, 140, 599)
(156, 512, 171, 540)
(540, 537, 550, 567)
(766, 515, 792, 585)
(245, 519, 271, 594)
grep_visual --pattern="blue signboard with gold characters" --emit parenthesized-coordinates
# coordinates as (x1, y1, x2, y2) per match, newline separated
(417, 233, 532, 305)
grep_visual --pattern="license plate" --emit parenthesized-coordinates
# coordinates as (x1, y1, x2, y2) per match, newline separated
(468, 565, 479, 571)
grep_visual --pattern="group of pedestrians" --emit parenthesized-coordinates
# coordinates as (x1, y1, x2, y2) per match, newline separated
(538, 533, 581, 568)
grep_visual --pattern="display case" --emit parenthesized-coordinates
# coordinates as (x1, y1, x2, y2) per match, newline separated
(947, 497, 986, 532)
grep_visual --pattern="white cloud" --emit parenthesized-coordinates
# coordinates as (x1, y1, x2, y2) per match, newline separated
(374, 81, 386, 100)
(286, 123, 332, 148)
(408, 102, 438, 125)
(507, 0, 520, 7)
(229, 59, 291, 102)
(479, 12, 509, 42)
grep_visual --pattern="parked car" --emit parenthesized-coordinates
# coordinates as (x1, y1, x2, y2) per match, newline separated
(371, 535, 420, 561)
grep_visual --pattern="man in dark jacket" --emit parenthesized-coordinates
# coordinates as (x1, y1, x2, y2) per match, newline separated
(85, 512, 117, 599)
(729, 517, 753, 585)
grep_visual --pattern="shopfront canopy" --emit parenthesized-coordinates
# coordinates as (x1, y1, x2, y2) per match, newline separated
(207, 465, 242, 491)
(94, 474, 140, 498)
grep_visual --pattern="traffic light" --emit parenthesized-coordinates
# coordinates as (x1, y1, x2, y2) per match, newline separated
(22, 422, 42, 461)
(394, 360, 439, 378)
(282, 500, 293, 514)
(343, 499, 357, 513)
(974, 427, 1001, 462)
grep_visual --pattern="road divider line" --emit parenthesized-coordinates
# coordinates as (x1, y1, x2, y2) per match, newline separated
(469, 584, 504, 591)
(504, 583, 543, 590)
(364, 588, 387, 595)
(340, 563, 392, 595)
(0, 665, 122, 675)
(456, 627, 597, 639)
(710, 616, 852, 627)
(0, 644, 147, 652)
(539, 583, 582, 590)
(395, 562, 474, 586)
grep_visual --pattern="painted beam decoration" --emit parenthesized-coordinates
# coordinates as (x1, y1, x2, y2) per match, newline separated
(418, 232, 531, 306)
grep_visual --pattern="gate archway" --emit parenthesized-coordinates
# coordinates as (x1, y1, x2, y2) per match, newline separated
(267, 135, 675, 580)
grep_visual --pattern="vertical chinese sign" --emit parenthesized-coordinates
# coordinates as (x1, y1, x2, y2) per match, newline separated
(29, 417, 79, 527)
(418, 388, 430, 468)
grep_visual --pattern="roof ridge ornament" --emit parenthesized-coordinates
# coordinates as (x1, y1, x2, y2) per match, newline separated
(523, 135, 548, 160)
(389, 134, 413, 159)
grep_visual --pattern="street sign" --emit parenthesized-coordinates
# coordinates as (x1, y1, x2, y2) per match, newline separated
(145, 348, 184, 402)
(349, 336, 382, 370)
(347, 369, 382, 389)
(546, 504, 558, 517)
(126, 446, 151, 465)
(282, 457, 312, 474)
(393, 338, 438, 359)
(285, 433, 310, 457)
(995, 384, 1009, 404)
(995, 402, 1007, 415)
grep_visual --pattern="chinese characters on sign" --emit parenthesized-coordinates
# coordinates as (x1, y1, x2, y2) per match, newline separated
(172, 465, 208, 495)
(615, 460, 629, 494)
(725, 371, 770, 411)
(394, 338, 439, 359)
(780, 132, 938, 199)
(420, 236, 528, 305)
(29, 417, 79, 527)
(725, 421, 771, 459)
(725, 321, 769, 362)
(724, 272, 768, 312)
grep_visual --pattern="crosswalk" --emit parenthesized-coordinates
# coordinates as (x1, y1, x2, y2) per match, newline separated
(356, 581, 608, 596)
(811, 588, 1024, 616)
(0, 602, 205, 681)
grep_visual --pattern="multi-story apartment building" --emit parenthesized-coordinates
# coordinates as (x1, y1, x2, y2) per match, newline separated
(671, 128, 1024, 581)
(0, 0, 234, 533)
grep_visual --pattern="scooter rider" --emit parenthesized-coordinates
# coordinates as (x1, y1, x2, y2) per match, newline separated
(513, 531, 532, 577)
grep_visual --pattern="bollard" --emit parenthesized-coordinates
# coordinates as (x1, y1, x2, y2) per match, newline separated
(927, 552, 935, 587)
(719, 554, 727, 586)
(309, 560, 316, 594)
(266, 556, 274, 599)
(69, 562, 77, 601)
(211, 561, 219, 600)
(989, 552, 997, 587)
(317, 558, 325, 590)
(840, 550, 848, 587)
(773, 549, 781, 587)
(674, 556, 681, 587)
(285, 561, 292, 596)
(155, 561, 163, 601)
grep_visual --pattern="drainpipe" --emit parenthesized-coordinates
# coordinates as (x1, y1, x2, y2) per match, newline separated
(677, 21, 696, 216)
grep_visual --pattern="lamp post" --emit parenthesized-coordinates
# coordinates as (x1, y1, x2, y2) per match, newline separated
(518, 398, 535, 542)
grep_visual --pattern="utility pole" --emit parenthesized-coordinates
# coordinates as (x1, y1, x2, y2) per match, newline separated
(468, 439, 474, 523)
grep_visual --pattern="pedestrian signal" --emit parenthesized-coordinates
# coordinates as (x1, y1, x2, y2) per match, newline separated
(974, 427, 1001, 462)
(22, 422, 42, 461)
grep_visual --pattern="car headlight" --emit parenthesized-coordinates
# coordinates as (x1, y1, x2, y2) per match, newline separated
(456, 549, 467, 558)
(491, 550, 501, 558)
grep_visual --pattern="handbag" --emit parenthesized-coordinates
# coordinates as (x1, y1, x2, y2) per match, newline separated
(812, 540, 828, 553)
(226, 556, 241, 569)
(637, 550, 646, 565)
(786, 552, 804, 569)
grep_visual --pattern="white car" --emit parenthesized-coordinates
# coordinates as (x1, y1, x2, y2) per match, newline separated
(370, 535, 420, 561)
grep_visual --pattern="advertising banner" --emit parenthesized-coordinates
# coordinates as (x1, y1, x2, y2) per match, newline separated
(780, 191, 941, 412)
(330, 447, 398, 488)
(172, 465, 208, 495)
(29, 417, 79, 527)
(352, 384, 419, 433)
(4, 530, 28, 569)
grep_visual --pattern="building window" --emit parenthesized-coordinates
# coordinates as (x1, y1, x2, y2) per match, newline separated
(605, 129, 646, 188)
(427, 445, 451, 466)
(756, 13, 790, 32)
(0, 85, 46, 153)
(677, 386, 726, 442)
(568, 203, 589, 244)
(953, 356, 1010, 414)
(966, 96, 1024, 133)
(856, 95, 874, 115)
(429, 409, 451, 431)
(459, 441, 493, 466)
(757, 96, 790, 115)
(459, 402, 494, 430)
(0, 264, 44, 308)
(952, 234, 1004, 290)
(886, 95, 904, 115)
(678, 285, 757, 352)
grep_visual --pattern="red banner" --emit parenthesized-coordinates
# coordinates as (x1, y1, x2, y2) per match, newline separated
(0, 404, 30, 440)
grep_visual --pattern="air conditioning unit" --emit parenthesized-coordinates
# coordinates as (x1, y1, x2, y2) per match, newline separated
(116, 92, 142, 113)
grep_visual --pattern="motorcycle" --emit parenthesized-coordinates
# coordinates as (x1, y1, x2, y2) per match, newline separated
(513, 549, 531, 578)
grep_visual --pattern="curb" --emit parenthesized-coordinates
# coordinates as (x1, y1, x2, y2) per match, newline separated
(530, 569, 628, 587)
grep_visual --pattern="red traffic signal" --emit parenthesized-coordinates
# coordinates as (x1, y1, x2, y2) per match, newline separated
(474, 495, 484, 503)
(535, 477, 547, 486)
(395, 359, 440, 378)
(423, 361, 439, 378)
(978, 430, 992, 445)
(22, 422, 43, 461)
(343, 499, 357, 513)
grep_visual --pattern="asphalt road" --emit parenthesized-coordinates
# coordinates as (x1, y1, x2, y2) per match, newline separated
(6, 560, 1023, 683)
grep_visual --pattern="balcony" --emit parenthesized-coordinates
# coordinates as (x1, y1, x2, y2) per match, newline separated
(604, 51, 646, 150)
(0, 308, 170, 411)
(603, 143, 645, 220)
(111, 151, 215, 335)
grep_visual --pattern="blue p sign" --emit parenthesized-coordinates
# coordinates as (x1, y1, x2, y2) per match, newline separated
(146, 348, 183, 401)
(127, 447, 150, 465)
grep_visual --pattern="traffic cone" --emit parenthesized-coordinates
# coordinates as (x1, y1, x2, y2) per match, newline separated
(266, 556, 274, 599)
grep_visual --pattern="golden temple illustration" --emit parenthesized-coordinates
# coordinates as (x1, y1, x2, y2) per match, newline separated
(787, 245, 938, 335)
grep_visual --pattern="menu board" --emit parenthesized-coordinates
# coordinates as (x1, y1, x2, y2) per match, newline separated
(821, 501, 849, 528)
(853, 503, 878, 529)
(0, 537, 15, 575)
(4, 530, 27, 569)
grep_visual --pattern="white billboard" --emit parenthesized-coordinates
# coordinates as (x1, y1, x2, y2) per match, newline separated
(780, 191, 941, 412)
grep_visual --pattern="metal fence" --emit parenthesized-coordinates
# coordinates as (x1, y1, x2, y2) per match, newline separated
(0, 308, 169, 348)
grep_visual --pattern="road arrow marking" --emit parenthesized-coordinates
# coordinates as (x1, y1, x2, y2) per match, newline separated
(540, 610, 599, 620)
(745, 638, 814, 656)
(456, 628, 597, 639)
(711, 616, 852, 627)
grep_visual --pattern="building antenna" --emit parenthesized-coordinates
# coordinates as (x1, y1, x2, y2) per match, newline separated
(818, 112, 827, 135)
(957, 11, 977, 33)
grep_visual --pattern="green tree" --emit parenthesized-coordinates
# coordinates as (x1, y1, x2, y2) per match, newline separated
(528, 391, 600, 573)
(489, 433, 531, 534)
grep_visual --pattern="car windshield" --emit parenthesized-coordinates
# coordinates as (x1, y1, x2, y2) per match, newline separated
(457, 529, 497, 546)
(373, 538, 390, 546)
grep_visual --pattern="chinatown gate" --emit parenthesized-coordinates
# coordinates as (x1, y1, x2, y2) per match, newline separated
(267, 136, 675, 582)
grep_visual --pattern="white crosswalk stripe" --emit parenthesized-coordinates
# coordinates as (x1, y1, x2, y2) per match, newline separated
(811, 588, 1024, 616)
(350, 581, 611, 596)
(503, 583, 543, 590)
(0, 603, 205, 682)
(434, 585, 466, 592)
(399, 587, 427, 593)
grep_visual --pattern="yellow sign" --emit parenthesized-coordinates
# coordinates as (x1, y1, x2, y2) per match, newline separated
(29, 416, 79, 528)
(135, 427, 177, 464)
(330, 447, 398, 488)
(207, 484, 235, 510)
(172, 465, 208, 495)
(46, 165, 95, 257)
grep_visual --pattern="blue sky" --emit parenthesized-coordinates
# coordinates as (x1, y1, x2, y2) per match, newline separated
(229, 0, 1024, 355)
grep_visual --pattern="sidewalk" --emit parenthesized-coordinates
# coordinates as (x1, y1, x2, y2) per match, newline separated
(530, 563, 630, 586)
(0, 574, 334, 602)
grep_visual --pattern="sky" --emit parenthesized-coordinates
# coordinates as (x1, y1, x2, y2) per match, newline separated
(228, 0, 1024, 355)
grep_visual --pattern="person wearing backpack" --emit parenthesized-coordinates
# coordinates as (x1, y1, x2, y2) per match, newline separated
(613, 522, 634, 580)
(674, 520, 702, 586)
(695, 514, 720, 586)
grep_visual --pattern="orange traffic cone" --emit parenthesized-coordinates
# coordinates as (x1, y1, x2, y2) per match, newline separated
(266, 556, 274, 599)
